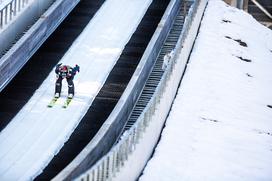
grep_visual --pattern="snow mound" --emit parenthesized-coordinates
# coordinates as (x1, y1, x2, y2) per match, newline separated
(140, 0, 272, 180)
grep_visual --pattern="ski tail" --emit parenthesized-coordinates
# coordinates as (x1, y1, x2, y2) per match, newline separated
(47, 97, 59, 108)
(62, 97, 72, 108)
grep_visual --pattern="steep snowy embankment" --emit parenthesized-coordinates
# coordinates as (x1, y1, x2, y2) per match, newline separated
(140, 0, 272, 180)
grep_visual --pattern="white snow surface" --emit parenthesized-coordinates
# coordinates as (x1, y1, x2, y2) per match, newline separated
(0, 0, 152, 180)
(140, 0, 272, 180)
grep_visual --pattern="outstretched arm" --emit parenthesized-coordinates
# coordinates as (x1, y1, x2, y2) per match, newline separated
(55, 63, 62, 74)
(73, 64, 80, 75)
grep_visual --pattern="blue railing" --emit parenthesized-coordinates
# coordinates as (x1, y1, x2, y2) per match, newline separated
(0, 0, 29, 29)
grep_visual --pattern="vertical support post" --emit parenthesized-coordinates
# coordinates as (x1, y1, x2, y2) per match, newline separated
(91, 169, 95, 181)
(108, 155, 112, 179)
(14, 0, 17, 16)
(5, 7, 8, 24)
(9, 3, 12, 20)
(94, 168, 99, 181)
(243, 0, 248, 12)
(101, 161, 105, 181)
(18, 0, 21, 12)
(0, 10, 3, 28)
(236, 0, 244, 9)
(183, 0, 187, 16)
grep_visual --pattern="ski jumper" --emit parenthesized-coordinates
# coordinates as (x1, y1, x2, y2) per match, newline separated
(55, 64, 80, 96)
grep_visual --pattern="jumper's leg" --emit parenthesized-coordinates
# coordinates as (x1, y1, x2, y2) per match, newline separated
(67, 77, 74, 98)
(55, 77, 63, 97)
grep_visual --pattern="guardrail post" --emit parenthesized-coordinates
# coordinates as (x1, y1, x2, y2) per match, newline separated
(143, 111, 148, 129)
(101, 161, 105, 181)
(104, 156, 109, 179)
(125, 137, 129, 160)
(183, 1, 187, 15)
(97, 164, 101, 181)
(85, 173, 90, 181)
(115, 148, 120, 172)
(9, 3, 12, 20)
(94, 168, 99, 181)
(107, 154, 113, 180)
(121, 141, 126, 164)
(0, 10, 3, 28)
(131, 127, 136, 151)
(14, 0, 17, 16)
(128, 132, 133, 154)
(112, 150, 117, 177)
(5, 7, 7, 24)
(18, 0, 21, 12)
(135, 125, 140, 143)
(138, 118, 144, 139)
(91, 169, 95, 181)
(120, 143, 125, 167)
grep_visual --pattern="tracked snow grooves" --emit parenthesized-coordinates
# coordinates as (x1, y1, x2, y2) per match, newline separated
(123, 2, 193, 131)
(35, 1, 170, 180)
(0, 0, 105, 131)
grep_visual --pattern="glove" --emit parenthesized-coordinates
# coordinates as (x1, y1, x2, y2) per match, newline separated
(56, 63, 62, 68)
(74, 64, 80, 73)
(55, 63, 62, 74)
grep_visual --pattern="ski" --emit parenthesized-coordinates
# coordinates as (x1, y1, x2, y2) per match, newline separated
(47, 97, 59, 108)
(62, 97, 73, 108)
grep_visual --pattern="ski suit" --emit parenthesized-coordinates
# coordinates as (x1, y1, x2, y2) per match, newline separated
(55, 63, 80, 96)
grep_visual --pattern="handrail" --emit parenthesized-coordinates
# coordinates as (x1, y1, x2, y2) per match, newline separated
(74, 0, 208, 180)
(0, 0, 30, 29)
(250, 0, 272, 20)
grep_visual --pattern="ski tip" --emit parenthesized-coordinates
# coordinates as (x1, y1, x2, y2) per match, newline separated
(47, 104, 55, 108)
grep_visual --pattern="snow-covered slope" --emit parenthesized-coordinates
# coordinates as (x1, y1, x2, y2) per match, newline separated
(140, 0, 272, 180)
(0, 0, 152, 180)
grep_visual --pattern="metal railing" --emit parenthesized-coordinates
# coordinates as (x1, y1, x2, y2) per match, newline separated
(74, 0, 207, 180)
(250, 0, 272, 20)
(0, 0, 30, 29)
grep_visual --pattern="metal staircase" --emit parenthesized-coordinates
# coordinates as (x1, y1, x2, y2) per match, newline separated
(123, 1, 193, 132)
